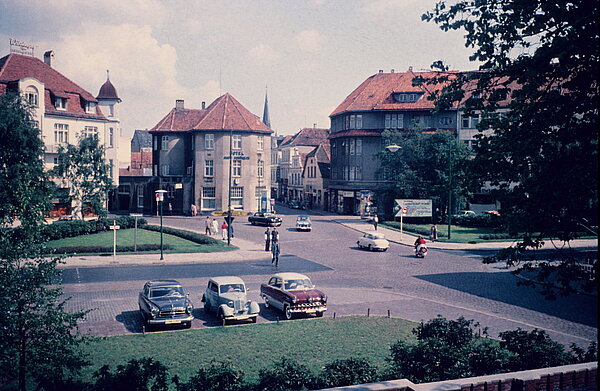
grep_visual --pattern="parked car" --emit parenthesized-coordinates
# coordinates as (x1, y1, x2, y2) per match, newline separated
(260, 272, 327, 320)
(357, 232, 389, 251)
(248, 212, 282, 227)
(288, 200, 305, 210)
(295, 215, 312, 231)
(138, 280, 194, 328)
(201, 276, 260, 325)
(482, 210, 501, 216)
(457, 210, 476, 216)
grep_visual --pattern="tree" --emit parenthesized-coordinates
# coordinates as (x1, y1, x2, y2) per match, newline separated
(498, 329, 574, 371)
(255, 357, 318, 391)
(377, 130, 474, 219)
(0, 93, 90, 391)
(51, 135, 114, 219)
(92, 358, 169, 391)
(320, 357, 378, 387)
(172, 361, 246, 391)
(422, 0, 598, 297)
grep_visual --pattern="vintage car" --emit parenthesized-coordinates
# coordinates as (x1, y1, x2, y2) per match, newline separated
(201, 276, 260, 325)
(260, 272, 327, 320)
(295, 215, 312, 231)
(288, 200, 305, 210)
(138, 280, 194, 328)
(248, 212, 282, 227)
(357, 232, 389, 251)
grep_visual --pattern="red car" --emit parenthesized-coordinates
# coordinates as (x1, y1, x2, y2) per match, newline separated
(260, 273, 327, 320)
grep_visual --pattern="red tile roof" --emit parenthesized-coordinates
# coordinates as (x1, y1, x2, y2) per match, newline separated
(0, 53, 106, 119)
(280, 127, 330, 147)
(97, 78, 120, 101)
(151, 93, 273, 133)
(330, 70, 459, 116)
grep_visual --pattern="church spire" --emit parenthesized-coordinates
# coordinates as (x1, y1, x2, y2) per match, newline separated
(262, 86, 271, 128)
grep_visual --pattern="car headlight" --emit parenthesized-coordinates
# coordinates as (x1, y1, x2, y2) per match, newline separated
(187, 304, 193, 313)
(151, 307, 159, 317)
(291, 297, 297, 304)
(322, 296, 327, 303)
(227, 301, 234, 308)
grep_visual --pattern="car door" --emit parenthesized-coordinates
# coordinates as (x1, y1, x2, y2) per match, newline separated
(267, 277, 284, 310)
(139, 284, 151, 315)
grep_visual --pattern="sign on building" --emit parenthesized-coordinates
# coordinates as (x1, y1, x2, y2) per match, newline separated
(394, 199, 432, 217)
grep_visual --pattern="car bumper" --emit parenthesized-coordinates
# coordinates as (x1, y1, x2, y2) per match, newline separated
(147, 315, 194, 325)
(226, 313, 258, 321)
(290, 306, 327, 314)
(296, 226, 311, 230)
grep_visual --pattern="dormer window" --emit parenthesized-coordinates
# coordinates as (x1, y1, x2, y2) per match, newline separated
(25, 86, 39, 107)
(55, 97, 67, 110)
(85, 101, 97, 114)
(394, 92, 422, 103)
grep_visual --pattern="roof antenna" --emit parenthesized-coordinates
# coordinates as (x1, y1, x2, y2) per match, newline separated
(106, 69, 110, 80)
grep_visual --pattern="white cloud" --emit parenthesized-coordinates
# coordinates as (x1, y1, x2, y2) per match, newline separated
(360, 0, 422, 15)
(295, 30, 324, 52)
(36, 0, 167, 25)
(248, 44, 281, 62)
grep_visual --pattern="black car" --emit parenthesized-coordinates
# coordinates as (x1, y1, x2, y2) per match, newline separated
(248, 212, 282, 227)
(288, 200, 305, 210)
(138, 280, 194, 328)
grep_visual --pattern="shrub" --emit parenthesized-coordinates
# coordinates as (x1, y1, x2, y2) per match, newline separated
(255, 358, 318, 391)
(499, 329, 574, 371)
(384, 222, 447, 238)
(320, 357, 378, 387)
(41, 217, 147, 241)
(452, 214, 501, 228)
(92, 357, 169, 391)
(173, 362, 245, 391)
(144, 225, 220, 245)
(478, 233, 512, 240)
(46, 244, 173, 255)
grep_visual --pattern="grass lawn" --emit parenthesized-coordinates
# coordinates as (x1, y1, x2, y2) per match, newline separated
(80, 316, 417, 383)
(45, 228, 234, 254)
(383, 222, 510, 243)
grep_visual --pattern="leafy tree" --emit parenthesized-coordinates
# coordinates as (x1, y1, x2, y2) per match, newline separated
(377, 130, 474, 219)
(320, 357, 378, 387)
(92, 358, 169, 391)
(51, 135, 114, 219)
(173, 361, 246, 391)
(499, 329, 575, 371)
(0, 93, 89, 391)
(421, 0, 598, 297)
(255, 357, 317, 391)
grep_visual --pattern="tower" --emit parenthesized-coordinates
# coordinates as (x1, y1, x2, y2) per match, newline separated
(262, 86, 271, 129)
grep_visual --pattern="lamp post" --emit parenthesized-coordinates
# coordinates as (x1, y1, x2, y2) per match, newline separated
(227, 128, 233, 245)
(155, 189, 167, 260)
(447, 136, 453, 240)
(385, 143, 402, 234)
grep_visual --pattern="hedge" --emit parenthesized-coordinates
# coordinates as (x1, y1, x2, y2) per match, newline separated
(383, 222, 448, 238)
(47, 244, 173, 255)
(42, 216, 147, 241)
(144, 225, 220, 245)
(451, 214, 501, 228)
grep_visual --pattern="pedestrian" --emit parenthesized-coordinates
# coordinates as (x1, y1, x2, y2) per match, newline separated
(271, 227, 279, 244)
(221, 221, 228, 240)
(373, 214, 379, 230)
(190, 203, 197, 216)
(212, 218, 219, 236)
(264, 227, 271, 251)
(430, 224, 438, 242)
(271, 240, 280, 267)
(205, 216, 212, 235)
(168, 203, 173, 216)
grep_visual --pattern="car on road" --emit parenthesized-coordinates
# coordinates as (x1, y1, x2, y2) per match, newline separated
(260, 272, 327, 320)
(201, 276, 260, 325)
(288, 200, 305, 210)
(457, 210, 476, 216)
(357, 232, 389, 251)
(295, 215, 312, 231)
(138, 280, 194, 329)
(248, 212, 282, 227)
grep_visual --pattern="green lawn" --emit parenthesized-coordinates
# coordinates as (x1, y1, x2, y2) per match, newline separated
(383, 222, 510, 243)
(80, 316, 417, 383)
(45, 228, 234, 254)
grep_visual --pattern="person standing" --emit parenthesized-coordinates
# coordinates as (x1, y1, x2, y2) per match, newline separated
(373, 215, 379, 230)
(205, 216, 212, 235)
(271, 240, 280, 267)
(430, 224, 438, 242)
(221, 221, 228, 240)
(212, 218, 219, 236)
(264, 227, 271, 251)
(168, 203, 173, 216)
(271, 227, 279, 244)
(190, 204, 197, 217)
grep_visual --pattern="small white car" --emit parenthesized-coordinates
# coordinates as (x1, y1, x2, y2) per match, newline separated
(357, 232, 389, 251)
(295, 215, 312, 231)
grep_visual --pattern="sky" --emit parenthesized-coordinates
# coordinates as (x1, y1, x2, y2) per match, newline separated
(0, 0, 478, 138)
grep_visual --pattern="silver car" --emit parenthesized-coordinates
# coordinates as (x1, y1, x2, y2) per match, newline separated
(357, 232, 389, 251)
(201, 276, 260, 325)
(295, 215, 312, 231)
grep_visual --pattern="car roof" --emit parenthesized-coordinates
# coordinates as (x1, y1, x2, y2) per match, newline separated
(271, 272, 310, 280)
(369, 233, 386, 239)
(146, 280, 182, 288)
(209, 276, 245, 285)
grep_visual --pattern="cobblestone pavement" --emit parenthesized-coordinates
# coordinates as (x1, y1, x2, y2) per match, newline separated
(60, 208, 597, 347)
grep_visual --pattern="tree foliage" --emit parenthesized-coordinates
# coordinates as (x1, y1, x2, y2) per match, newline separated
(91, 358, 169, 391)
(51, 135, 113, 219)
(255, 357, 318, 391)
(422, 0, 598, 297)
(320, 357, 378, 387)
(173, 361, 245, 391)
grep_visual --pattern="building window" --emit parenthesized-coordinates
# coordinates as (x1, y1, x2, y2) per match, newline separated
(385, 114, 404, 129)
(161, 136, 169, 150)
(85, 101, 96, 113)
(349, 139, 355, 155)
(356, 139, 362, 155)
(232, 134, 242, 149)
(108, 128, 114, 147)
(233, 160, 242, 177)
(349, 166, 355, 180)
(462, 115, 479, 129)
(25, 87, 38, 107)
(137, 185, 144, 208)
(161, 164, 170, 176)
(83, 126, 98, 138)
(356, 166, 363, 180)
(205, 134, 214, 149)
(202, 187, 216, 210)
(54, 123, 69, 144)
(257, 136, 264, 150)
(258, 160, 264, 178)
(108, 159, 113, 178)
(231, 187, 243, 208)
(440, 116, 452, 126)
(205, 160, 214, 177)
(109, 104, 115, 117)
(55, 97, 67, 110)
(349, 114, 363, 129)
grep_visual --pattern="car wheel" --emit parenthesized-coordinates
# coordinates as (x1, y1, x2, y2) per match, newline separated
(217, 310, 226, 326)
(283, 304, 292, 320)
(368, 244, 372, 251)
(316, 311, 324, 318)
(184, 321, 192, 329)
(251, 316, 257, 323)
(383, 248, 388, 252)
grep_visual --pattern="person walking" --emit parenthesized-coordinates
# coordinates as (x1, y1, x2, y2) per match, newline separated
(373, 214, 379, 230)
(221, 221, 228, 240)
(212, 218, 219, 236)
(264, 227, 271, 251)
(271, 240, 280, 267)
(190, 204, 197, 216)
(271, 227, 279, 244)
(205, 216, 212, 235)
(430, 224, 438, 242)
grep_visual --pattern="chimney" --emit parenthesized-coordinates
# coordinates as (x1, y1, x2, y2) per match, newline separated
(44, 50, 54, 67)
(175, 99, 184, 109)
(408, 66, 413, 71)
(391, 69, 395, 73)
(313, 123, 317, 128)
(201, 101, 206, 109)
(378, 69, 383, 73)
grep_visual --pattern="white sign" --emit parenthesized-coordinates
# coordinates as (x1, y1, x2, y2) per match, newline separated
(394, 199, 432, 217)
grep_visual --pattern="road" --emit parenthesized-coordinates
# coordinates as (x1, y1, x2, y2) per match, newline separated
(61, 206, 598, 347)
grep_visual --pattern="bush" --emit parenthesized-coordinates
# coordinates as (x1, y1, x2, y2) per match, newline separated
(478, 233, 513, 240)
(498, 329, 574, 371)
(452, 214, 501, 228)
(320, 357, 378, 387)
(255, 358, 318, 391)
(173, 362, 245, 391)
(384, 222, 447, 238)
(41, 217, 147, 241)
(46, 244, 173, 255)
(92, 357, 169, 391)
(144, 225, 220, 245)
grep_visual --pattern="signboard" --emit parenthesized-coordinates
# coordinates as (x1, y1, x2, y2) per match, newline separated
(175, 183, 183, 189)
(341, 191, 354, 197)
(394, 199, 432, 217)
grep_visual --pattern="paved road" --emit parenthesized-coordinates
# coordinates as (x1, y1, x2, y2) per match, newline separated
(61, 207, 597, 347)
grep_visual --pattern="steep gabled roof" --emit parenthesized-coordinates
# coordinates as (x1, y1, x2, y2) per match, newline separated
(151, 93, 272, 133)
(280, 127, 329, 147)
(131, 129, 152, 152)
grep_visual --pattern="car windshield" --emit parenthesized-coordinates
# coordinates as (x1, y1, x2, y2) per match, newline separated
(284, 279, 314, 290)
(150, 286, 184, 298)
(220, 283, 245, 293)
(297, 216, 310, 222)
(370, 233, 386, 239)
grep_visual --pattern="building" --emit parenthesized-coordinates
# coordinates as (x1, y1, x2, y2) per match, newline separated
(328, 68, 458, 215)
(116, 130, 155, 213)
(302, 143, 331, 210)
(278, 127, 330, 204)
(0, 49, 121, 216)
(270, 134, 286, 203)
(150, 94, 273, 214)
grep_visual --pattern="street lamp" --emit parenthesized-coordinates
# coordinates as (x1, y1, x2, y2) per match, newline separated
(227, 128, 233, 245)
(385, 144, 401, 153)
(155, 189, 167, 260)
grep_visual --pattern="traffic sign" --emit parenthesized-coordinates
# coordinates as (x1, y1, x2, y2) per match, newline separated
(402, 206, 408, 214)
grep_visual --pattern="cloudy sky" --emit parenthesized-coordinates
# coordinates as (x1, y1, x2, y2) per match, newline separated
(0, 0, 477, 137)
